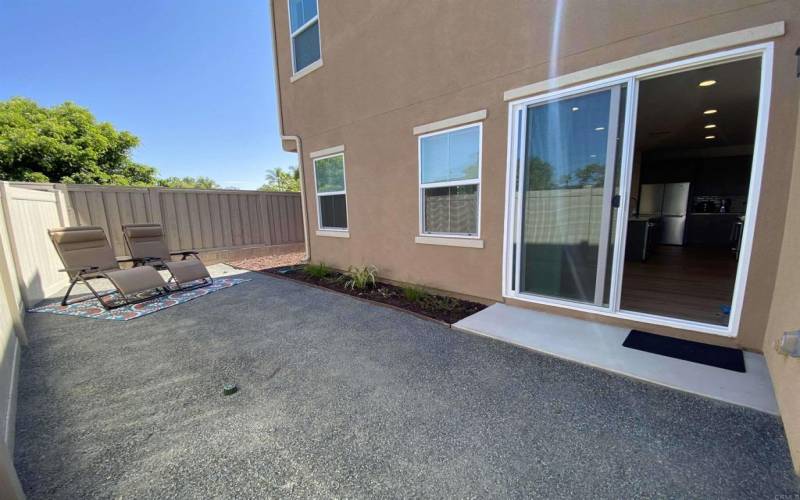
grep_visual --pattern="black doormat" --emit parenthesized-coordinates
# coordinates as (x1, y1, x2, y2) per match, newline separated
(623, 330, 746, 373)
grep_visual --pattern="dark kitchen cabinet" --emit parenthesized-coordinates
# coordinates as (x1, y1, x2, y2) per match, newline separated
(686, 214, 741, 247)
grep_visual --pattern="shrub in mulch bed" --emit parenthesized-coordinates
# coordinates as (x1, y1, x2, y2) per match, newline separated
(262, 265, 486, 324)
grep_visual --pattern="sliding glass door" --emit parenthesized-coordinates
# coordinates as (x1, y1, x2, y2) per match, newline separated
(514, 85, 626, 307)
(506, 46, 771, 336)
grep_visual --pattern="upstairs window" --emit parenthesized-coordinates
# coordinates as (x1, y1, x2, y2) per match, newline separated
(419, 124, 482, 236)
(288, 0, 321, 74)
(314, 153, 348, 230)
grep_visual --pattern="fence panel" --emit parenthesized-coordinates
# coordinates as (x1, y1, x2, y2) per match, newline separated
(59, 185, 303, 255)
(0, 188, 26, 452)
(0, 184, 68, 306)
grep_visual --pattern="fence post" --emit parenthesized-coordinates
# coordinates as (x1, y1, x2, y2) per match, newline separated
(147, 188, 163, 224)
(53, 184, 72, 226)
(258, 193, 273, 246)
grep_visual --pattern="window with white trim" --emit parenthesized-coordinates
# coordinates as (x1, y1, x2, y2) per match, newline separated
(288, 0, 321, 74)
(314, 153, 348, 230)
(419, 124, 482, 236)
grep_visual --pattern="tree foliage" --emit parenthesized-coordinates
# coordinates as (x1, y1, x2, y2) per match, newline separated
(259, 166, 300, 192)
(2, 98, 309, 192)
(528, 157, 606, 190)
(0, 97, 158, 185)
(157, 176, 220, 189)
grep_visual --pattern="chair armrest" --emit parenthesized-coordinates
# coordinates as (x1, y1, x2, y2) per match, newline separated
(58, 265, 99, 275)
(170, 250, 199, 261)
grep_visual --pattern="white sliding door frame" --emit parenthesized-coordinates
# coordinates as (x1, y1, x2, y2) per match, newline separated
(502, 42, 773, 338)
(594, 85, 622, 306)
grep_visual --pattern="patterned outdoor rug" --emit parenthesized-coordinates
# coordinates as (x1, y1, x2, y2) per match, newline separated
(29, 277, 251, 321)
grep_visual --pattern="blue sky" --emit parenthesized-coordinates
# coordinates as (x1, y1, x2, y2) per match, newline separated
(0, 0, 297, 190)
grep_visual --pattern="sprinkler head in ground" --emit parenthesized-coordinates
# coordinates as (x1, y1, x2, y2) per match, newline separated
(222, 383, 238, 396)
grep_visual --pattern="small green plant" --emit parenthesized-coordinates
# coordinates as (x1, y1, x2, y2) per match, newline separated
(343, 265, 377, 290)
(421, 294, 460, 312)
(304, 262, 331, 279)
(402, 285, 429, 303)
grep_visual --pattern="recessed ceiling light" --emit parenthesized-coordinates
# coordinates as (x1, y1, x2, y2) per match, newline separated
(703, 109, 718, 115)
(571, 107, 579, 111)
(698, 79, 717, 87)
(705, 135, 716, 140)
(704, 124, 717, 129)
(594, 126, 605, 131)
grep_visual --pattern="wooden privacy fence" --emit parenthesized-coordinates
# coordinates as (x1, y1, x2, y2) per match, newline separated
(62, 185, 304, 257)
(0, 182, 304, 306)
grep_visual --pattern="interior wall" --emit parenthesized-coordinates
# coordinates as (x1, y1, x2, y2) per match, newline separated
(763, 91, 800, 475)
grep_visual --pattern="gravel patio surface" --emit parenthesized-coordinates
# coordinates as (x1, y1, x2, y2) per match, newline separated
(13, 265, 800, 498)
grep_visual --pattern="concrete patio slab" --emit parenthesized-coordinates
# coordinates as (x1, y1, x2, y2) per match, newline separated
(454, 304, 779, 414)
(13, 265, 800, 498)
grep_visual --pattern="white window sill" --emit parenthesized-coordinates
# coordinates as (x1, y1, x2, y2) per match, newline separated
(316, 229, 349, 238)
(290, 59, 323, 83)
(415, 236, 484, 248)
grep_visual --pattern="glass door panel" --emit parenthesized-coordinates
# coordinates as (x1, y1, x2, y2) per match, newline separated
(518, 85, 626, 306)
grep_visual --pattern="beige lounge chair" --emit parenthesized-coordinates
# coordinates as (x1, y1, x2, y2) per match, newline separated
(48, 226, 169, 309)
(122, 223, 213, 291)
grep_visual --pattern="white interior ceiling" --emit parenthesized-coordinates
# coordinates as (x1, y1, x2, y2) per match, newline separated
(635, 57, 761, 152)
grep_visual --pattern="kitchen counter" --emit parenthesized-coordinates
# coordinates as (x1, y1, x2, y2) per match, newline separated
(689, 212, 745, 216)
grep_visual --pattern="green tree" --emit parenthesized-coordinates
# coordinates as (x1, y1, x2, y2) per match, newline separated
(527, 157, 555, 190)
(573, 163, 605, 187)
(259, 166, 300, 192)
(0, 97, 158, 185)
(157, 176, 220, 189)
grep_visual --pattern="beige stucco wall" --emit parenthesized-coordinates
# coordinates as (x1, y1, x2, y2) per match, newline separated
(273, 0, 800, 352)
(762, 91, 800, 474)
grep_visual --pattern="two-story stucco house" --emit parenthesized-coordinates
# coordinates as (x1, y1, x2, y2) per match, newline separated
(269, 0, 800, 472)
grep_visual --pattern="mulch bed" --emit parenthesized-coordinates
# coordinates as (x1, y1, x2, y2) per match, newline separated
(227, 252, 305, 272)
(263, 265, 486, 324)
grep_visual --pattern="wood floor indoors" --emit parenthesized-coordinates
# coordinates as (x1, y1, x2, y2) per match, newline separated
(620, 245, 737, 326)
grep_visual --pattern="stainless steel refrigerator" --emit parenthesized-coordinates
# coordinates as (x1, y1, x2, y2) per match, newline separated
(638, 182, 690, 245)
